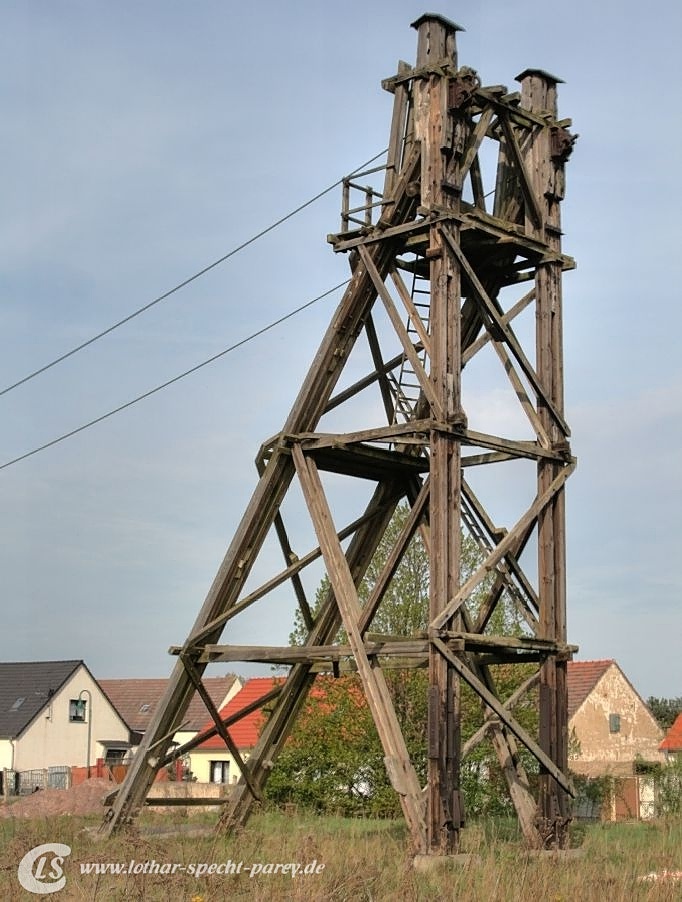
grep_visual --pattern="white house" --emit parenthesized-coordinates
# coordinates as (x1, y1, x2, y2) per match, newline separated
(0, 660, 130, 774)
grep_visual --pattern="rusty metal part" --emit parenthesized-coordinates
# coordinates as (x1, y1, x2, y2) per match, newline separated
(550, 126, 577, 163)
(448, 67, 481, 110)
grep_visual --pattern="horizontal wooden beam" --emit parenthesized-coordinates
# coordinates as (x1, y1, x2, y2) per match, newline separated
(442, 632, 576, 655)
(196, 634, 574, 665)
(300, 421, 567, 464)
(200, 639, 433, 664)
(462, 451, 517, 467)
(297, 420, 432, 448)
(473, 88, 552, 128)
(460, 427, 567, 463)
(328, 214, 449, 254)
(144, 796, 233, 806)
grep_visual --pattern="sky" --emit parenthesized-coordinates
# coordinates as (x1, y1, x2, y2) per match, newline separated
(1, 0, 680, 701)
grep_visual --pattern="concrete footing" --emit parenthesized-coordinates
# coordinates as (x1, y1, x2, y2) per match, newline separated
(413, 853, 481, 871)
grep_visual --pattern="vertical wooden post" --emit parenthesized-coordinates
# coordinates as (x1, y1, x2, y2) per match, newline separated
(411, 13, 466, 854)
(519, 68, 570, 847)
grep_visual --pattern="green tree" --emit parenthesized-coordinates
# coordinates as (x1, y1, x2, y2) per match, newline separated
(657, 755, 682, 816)
(264, 674, 401, 816)
(267, 502, 538, 817)
(647, 697, 682, 731)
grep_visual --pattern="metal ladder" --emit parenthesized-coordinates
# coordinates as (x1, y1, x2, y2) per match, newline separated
(461, 495, 537, 632)
(389, 253, 431, 424)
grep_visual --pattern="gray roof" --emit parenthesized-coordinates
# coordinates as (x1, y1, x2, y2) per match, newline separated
(0, 660, 82, 738)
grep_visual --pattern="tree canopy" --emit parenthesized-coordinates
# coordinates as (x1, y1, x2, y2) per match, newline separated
(647, 697, 682, 731)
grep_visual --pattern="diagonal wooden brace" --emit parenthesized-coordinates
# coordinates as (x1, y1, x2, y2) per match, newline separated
(430, 638, 573, 795)
(431, 460, 575, 630)
(292, 443, 427, 851)
(441, 228, 569, 436)
(180, 654, 262, 801)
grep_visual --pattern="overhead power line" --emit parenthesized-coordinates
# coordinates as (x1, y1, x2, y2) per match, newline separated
(0, 280, 349, 472)
(0, 148, 387, 398)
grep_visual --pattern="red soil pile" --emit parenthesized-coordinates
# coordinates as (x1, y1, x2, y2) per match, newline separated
(0, 778, 114, 819)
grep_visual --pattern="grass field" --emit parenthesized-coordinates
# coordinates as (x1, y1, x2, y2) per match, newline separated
(2, 808, 682, 900)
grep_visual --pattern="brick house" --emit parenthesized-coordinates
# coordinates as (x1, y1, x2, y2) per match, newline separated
(567, 659, 665, 820)
(567, 659, 664, 778)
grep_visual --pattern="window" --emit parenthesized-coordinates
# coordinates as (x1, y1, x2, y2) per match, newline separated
(139, 703, 151, 713)
(69, 699, 87, 723)
(211, 760, 230, 784)
(609, 713, 621, 733)
(10, 697, 25, 711)
(104, 748, 127, 767)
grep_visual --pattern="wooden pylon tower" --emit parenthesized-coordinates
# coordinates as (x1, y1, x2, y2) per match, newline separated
(103, 13, 577, 853)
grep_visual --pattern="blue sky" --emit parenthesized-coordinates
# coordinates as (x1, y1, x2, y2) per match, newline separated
(1, 1, 680, 700)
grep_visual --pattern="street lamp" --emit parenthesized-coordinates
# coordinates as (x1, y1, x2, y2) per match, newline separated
(78, 689, 92, 778)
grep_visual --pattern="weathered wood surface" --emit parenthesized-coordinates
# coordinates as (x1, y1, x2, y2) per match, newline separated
(520, 68, 571, 847)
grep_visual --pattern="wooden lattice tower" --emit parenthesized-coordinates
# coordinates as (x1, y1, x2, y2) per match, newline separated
(103, 14, 577, 853)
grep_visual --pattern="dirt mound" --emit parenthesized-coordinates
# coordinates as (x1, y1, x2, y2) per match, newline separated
(0, 778, 114, 819)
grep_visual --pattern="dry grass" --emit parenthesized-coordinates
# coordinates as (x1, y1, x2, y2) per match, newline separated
(1, 807, 681, 901)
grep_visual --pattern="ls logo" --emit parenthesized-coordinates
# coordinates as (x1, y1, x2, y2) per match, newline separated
(17, 843, 71, 895)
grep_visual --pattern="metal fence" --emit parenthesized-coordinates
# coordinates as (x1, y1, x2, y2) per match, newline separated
(1, 766, 72, 796)
(47, 766, 71, 790)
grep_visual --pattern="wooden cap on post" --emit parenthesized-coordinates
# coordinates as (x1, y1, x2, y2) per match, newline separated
(410, 13, 464, 66)
(515, 68, 564, 85)
(516, 69, 564, 116)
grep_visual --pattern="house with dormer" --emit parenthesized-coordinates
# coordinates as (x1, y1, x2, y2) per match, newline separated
(0, 660, 130, 777)
(99, 673, 240, 750)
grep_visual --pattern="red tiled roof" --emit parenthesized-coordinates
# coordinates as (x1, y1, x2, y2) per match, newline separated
(192, 662, 632, 750)
(197, 677, 283, 751)
(100, 675, 239, 732)
(566, 660, 614, 719)
(660, 713, 682, 752)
